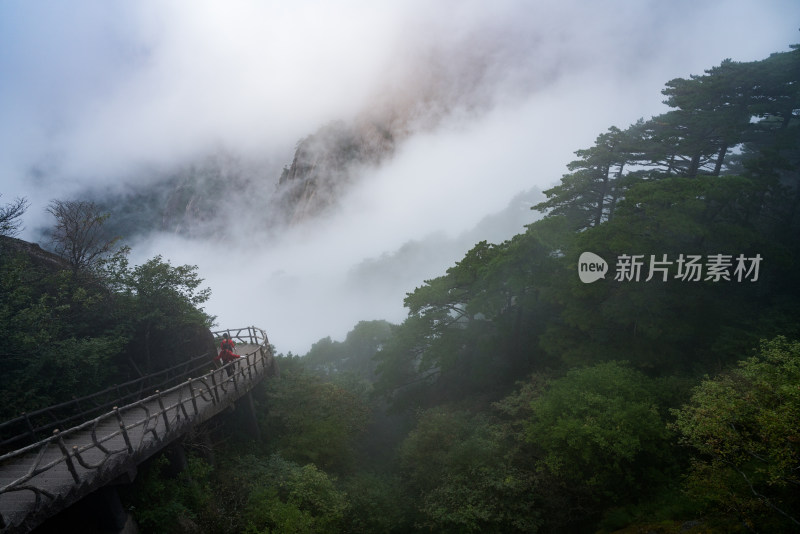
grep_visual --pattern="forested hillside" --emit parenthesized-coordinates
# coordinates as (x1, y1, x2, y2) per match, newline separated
(6, 42, 799, 533)
(0, 229, 215, 426)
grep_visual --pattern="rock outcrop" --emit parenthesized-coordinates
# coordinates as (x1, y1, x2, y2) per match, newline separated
(0, 235, 69, 271)
(275, 118, 398, 225)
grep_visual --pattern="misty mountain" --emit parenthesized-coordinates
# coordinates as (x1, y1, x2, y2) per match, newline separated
(85, 115, 396, 242)
(275, 118, 397, 225)
(345, 186, 543, 298)
(69, 17, 555, 245)
(76, 104, 420, 243)
(77, 150, 280, 243)
(80, 104, 507, 245)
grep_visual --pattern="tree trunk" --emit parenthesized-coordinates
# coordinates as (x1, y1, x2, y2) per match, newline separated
(781, 106, 794, 129)
(607, 163, 625, 222)
(593, 166, 611, 227)
(713, 143, 728, 176)
(687, 153, 701, 178)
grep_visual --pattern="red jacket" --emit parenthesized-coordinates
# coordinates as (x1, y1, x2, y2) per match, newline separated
(215, 338, 239, 363)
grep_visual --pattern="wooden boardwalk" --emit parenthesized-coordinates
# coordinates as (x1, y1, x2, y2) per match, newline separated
(0, 328, 274, 533)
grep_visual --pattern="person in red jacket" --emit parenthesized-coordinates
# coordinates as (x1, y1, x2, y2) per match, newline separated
(215, 333, 240, 375)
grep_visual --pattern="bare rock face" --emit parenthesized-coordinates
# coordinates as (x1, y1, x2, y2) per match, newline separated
(275, 118, 398, 225)
(82, 22, 539, 237)
(50, 14, 551, 244)
(158, 151, 251, 238)
(0, 235, 69, 270)
(269, 24, 537, 227)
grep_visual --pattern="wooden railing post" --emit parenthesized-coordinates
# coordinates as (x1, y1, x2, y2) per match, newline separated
(22, 412, 37, 443)
(187, 378, 199, 415)
(155, 391, 170, 433)
(113, 407, 134, 454)
(210, 371, 221, 404)
(53, 429, 81, 484)
(177, 389, 190, 422)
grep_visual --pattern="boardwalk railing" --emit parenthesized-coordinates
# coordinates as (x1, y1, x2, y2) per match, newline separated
(0, 327, 270, 452)
(0, 352, 215, 452)
(0, 326, 274, 533)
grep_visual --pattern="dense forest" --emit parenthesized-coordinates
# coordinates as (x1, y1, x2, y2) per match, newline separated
(120, 43, 799, 534)
(0, 219, 215, 424)
(2, 42, 799, 533)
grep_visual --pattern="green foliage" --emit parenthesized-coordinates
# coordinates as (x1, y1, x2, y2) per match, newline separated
(399, 408, 542, 533)
(0, 253, 124, 417)
(399, 409, 500, 494)
(526, 362, 675, 507)
(366, 48, 800, 523)
(244, 490, 317, 534)
(8, 43, 793, 534)
(100, 250, 214, 373)
(102, 251, 212, 326)
(260, 44, 800, 532)
(237, 454, 348, 534)
(535, 169, 794, 372)
(416, 467, 542, 534)
(261, 365, 370, 472)
(4, 336, 124, 412)
(303, 320, 393, 385)
(535, 125, 637, 230)
(374, 229, 563, 409)
(529, 46, 800, 374)
(0, 238, 214, 423)
(671, 337, 800, 530)
(340, 472, 411, 533)
(124, 453, 214, 534)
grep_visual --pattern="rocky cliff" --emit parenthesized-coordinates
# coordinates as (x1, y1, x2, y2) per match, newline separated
(0, 235, 69, 271)
(274, 117, 398, 225)
(72, 22, 538, 241)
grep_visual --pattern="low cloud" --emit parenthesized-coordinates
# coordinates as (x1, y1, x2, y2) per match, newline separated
(2, 0, 799, 353)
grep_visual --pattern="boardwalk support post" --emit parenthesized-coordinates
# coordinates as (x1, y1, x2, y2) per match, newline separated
(165, 442, 189, 475)
(85, 486, 130, 532)
(239, 391, 261, 442)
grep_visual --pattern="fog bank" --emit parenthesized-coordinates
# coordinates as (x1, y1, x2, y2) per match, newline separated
(2, 1, 798, 353)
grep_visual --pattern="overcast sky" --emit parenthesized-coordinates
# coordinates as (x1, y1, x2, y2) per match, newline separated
(2, 1, 798, 354)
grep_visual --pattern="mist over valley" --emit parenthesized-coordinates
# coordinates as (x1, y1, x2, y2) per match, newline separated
(3, 0, 798, 354)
